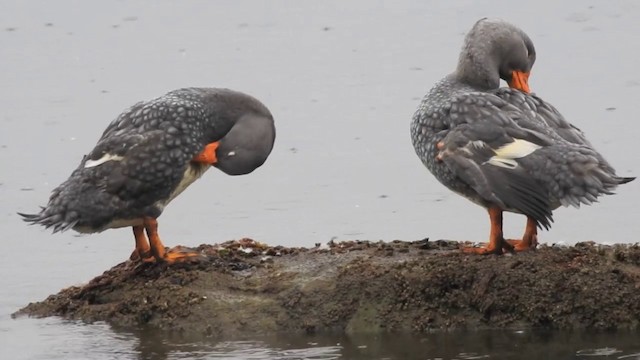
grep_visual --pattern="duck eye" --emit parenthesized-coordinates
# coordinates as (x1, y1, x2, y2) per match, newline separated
(525, 45, 535, 60)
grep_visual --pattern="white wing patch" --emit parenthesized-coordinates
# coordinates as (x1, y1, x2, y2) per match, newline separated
(458, 140, 488, 156)
(494, 139, 541, 158)
(487, 158, 519, 169)
(469, 140, 488, 149)
(84, 153, 125, 168)
(486, 139, 541, 169)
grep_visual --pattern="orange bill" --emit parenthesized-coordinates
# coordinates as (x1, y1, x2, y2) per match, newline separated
(507, 70, 530, 93)
(192, 141, 220, 165)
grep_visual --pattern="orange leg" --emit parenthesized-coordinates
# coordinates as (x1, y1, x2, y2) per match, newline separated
(192, 141, 220, 165)
(129, 225, 154, 262)
(462, 206, 507, 255)
(142, 217, 204, 264)
(505, 216, 538, 251)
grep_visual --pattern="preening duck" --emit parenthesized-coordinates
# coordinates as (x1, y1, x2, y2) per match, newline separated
(410, 18, 634, 254)
(20, 88, 275, 263)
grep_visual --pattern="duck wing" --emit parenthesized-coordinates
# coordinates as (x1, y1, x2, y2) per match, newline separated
(82, 93, 216, 204)
(86, 130, 200, 204)
(439, 90, 632, 226)
(493, 88, 592, 146)
(494, 89, 634, 202)
(438, 93, 554, 228)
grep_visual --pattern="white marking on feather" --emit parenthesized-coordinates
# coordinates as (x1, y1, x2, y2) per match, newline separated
(494, 139, 541, 159)
(487, 158, 518, 169)
(462, 140, 489, 155)
(469, 140, 488, 149)
(486, 139, 541, 169)
(84, 153, 124, 168)
(227, 151, 236, 156)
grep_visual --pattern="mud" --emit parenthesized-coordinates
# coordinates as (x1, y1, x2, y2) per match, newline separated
(14, 239, 640, 338)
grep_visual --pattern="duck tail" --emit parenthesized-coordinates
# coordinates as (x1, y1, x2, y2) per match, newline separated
(18, 206, 79, 233)
(618, 176, 635, 185)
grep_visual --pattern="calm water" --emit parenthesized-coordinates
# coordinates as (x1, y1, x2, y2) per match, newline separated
(2, 319, 640, 360)
(1, 0, 639, 358)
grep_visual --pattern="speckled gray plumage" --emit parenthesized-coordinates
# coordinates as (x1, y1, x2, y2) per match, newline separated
(21, 88, 275, 233)
(411, 18, 633, 229)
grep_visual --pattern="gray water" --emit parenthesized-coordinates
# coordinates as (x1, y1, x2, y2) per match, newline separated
(1, 0, 639, 358)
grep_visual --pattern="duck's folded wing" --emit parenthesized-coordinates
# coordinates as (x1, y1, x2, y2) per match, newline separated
(440, 97, 554, 228)
(493, 88, 592, 146)
(80, 130, 201, 204)
(20, 129, 200, 231)
(97, 101, 147, 140)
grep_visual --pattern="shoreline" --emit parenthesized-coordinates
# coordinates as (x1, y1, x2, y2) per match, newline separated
(14, 239, 640, 337)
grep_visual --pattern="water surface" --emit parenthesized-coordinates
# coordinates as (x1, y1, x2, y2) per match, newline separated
(1, 0, 639, 358)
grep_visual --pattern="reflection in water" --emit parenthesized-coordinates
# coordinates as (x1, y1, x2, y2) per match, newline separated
(123, 326, 342, 360)
(107, 326, 640, 360)
(5, 309, 640, 359)
(1, 317, 139, 360)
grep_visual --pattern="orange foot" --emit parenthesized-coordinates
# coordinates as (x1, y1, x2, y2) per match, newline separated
(192, 141, 220, 165)
(130, 246, 205, 264)
(504, 217, 539, 252)
(162, 245, 207, 264)
(460, 242, 506, 255)
(461, 239, 537, 254)
(129, 249, 155, 262)
(132, 219, 208, 264)
(504, 238, 537, 252)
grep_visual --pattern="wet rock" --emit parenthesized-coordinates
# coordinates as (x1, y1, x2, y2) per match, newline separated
(14, 239, 640, 337)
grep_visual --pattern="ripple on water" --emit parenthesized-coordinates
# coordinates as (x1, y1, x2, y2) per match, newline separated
(618, 353, 640, 360)
(166, 340, 342, 360)
(576, 347, 622, 357)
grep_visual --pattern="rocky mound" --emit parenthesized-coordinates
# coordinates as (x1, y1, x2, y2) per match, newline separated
(15, 239, 640, 337)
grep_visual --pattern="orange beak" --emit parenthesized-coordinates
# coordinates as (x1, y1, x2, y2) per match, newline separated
(507, 70, 530, 93)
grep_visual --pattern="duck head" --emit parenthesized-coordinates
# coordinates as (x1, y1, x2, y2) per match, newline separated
(214, 111, 276, 176)
(456, 18, 536, 93)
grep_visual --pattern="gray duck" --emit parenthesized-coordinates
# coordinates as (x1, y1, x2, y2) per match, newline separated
(20, 88, 275, 263)
(410, 18, 633, 254)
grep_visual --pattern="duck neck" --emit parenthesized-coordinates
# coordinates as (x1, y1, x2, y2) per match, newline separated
(454, 44, 501, 91)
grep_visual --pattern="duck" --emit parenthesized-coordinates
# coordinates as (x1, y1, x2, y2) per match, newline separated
(20, 88, 275, 263)
(410, 18, 634, 254)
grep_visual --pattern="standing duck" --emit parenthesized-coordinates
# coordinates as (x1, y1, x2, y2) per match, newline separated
(20, 88, 275, 263)
(410, 18, 634, 254)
